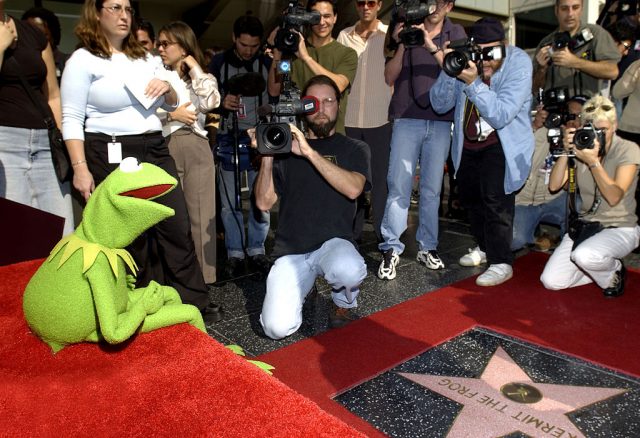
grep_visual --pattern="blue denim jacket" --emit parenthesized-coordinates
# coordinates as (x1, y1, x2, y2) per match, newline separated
(430, 45, 534, 194)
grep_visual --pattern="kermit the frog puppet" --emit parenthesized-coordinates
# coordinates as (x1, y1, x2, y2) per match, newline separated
(23, 158, 206, 353)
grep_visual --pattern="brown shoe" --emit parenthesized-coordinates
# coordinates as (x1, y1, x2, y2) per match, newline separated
(328, 303, 357, 329)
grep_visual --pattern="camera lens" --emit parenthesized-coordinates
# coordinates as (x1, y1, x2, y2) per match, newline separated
(574, 129, 595, 150)
(264, 125, 288, 150)
(443, 51, 469, 77)
(544, 113, 563, 129)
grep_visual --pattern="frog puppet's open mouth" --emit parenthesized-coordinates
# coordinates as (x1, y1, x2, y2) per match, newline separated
(119, 184, 174, 200)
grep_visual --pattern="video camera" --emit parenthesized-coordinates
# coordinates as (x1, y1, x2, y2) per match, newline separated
(442, 37, 506, 77)
(274, 2, 321, 55)
(256, 60, 318, 154)
(547, 28, 594, 59)
(387, 0, 437, 49)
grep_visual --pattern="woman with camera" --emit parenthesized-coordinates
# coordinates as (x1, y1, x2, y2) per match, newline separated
(540, 96, 640, 297)
(157, 21, 220, 284)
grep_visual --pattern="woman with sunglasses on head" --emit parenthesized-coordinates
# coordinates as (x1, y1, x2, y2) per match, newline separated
(0, 10, 74, 235)
(156, 21, 220, 284)
(61, 0, 223, 323)
(540, 96, 640, 298)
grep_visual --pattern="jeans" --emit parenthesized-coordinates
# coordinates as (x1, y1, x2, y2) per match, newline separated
(379, 118, 451, 255)
(260, 238, 366, 340)
(0, 126, 74, 235)
(217, 166, 270, 259)
(512, 192, 567, 251)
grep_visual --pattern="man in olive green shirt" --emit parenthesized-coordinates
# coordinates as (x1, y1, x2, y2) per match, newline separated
(268, 0, 357, 134)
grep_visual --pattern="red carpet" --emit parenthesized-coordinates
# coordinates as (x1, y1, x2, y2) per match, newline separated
(257, 252, 640, 437)
(0, 259, 363, 437)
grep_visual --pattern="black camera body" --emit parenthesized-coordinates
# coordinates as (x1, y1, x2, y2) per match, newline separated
(385, 0, 437, 49)
(574, 123, 606, 153)
(442, 37, 483, 77)
(274, 2, 321, 54)
(541, 87, 571, 129)
(547, 28, 594, 61)
(256, 63, 305, 155)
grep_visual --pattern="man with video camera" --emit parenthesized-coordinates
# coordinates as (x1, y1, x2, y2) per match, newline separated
(251, 75, 371, 340)
(267, 0, 358, 134)
(533, 0, 621, 97)
(376, 0, 465, 280)
(208, 15, 272, 279)
(430, 17, 534, 287)
(540, 96, 640, 297)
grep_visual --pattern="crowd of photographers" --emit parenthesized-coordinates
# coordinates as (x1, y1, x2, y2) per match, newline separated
(3, 0, 640, 339)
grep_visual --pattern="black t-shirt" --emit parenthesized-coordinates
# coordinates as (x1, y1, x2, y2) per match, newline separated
(271, 133, 371, 258)
(0, 19, 50, 129)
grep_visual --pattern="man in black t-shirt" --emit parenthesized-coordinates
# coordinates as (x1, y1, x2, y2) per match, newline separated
(251, 75, 371, 340)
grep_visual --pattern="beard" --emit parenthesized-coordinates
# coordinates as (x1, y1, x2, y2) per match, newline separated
(306, 113, 338, 138)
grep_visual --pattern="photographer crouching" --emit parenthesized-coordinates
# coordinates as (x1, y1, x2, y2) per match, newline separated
(540, 96, 640, 297)
(250, 75, 371, 339)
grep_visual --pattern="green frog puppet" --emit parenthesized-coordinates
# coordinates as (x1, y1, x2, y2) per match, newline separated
(23, 158, 206, 353)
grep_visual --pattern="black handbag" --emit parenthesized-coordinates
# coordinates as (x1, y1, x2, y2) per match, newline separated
(568, 217, 604, 250)
(12, 59, 72, 183)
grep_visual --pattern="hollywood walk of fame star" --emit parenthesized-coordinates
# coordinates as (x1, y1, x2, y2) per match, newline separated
(399, 346, 627, 438)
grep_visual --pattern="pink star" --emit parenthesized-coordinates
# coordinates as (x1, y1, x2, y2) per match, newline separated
(399, 347, 626, 438)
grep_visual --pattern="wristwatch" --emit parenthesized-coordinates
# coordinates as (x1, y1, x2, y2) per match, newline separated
(430, 46, 442, 55)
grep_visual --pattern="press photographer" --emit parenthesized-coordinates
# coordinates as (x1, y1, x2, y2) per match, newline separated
(267, 0, 357, 135)
(511, 94, 585, 252)
(251, 75, 371, 339)
(377, 0, 464, 281)
(541, 96, 640, 298)
(442, 36, 505, 77)
(430, 17, 534, 287)
(532, 0, 620, 97)
(386, 0, 437, 49)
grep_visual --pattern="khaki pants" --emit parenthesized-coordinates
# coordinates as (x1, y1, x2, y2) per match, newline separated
(167, 129, 217, 283)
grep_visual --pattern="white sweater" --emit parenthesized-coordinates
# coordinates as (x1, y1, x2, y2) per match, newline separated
(62, 49, 176, 140)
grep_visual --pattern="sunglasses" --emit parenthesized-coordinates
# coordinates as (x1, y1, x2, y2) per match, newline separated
(585, 104, 614, 113)
(356, 1, 379, 8)
(621, 41, 632, 51)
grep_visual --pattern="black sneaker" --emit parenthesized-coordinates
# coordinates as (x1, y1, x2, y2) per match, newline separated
(201, 303, 224, 325)
(328, 303, 357, 329)
(603, 263, 626, 298)
(377, 249, 399, 280)
(416, 250, 445, 270)
(250, 254, 271, 277)
(224, 257, 244, 279)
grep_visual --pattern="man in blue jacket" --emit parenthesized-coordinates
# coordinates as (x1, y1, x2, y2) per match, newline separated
(430, 17, 534, 286)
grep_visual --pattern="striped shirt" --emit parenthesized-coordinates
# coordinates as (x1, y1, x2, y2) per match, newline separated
(338, 21, 392, 129)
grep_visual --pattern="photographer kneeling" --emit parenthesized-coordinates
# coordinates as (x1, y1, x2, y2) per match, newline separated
(250, 75, 371, 340)
(540, 96, 640, 297)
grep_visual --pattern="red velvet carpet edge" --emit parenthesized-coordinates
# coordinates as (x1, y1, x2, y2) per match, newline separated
(0, 259, 364, 438)
(257, 251, 640, 437)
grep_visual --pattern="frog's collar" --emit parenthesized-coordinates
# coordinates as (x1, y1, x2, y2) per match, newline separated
(47, 234, 138, 279)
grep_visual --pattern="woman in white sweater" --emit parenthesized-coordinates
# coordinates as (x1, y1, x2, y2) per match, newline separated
(61, 0, 222, 323)
(157, 21, 221, 284)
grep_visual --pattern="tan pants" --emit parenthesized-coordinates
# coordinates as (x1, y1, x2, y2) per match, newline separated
(167, 129, 217, 283)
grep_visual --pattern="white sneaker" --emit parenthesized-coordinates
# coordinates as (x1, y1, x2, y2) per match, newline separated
(459, 246, 487, 267)
(378, 249, 399, 280)
(416, 250, 445, 270)
(476, 264, 513, 287)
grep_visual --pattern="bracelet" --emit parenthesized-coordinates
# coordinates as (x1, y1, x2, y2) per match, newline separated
(72, 159, 87, 168)
(430, 46, 442, 55)
(589, 162, 601, 169)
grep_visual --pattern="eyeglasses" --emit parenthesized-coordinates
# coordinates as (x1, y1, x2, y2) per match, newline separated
(156, 40, 179, 49)
(319, 97, 337, 106)
(585, 104, 614, 113)
(356, 1, 378, 8)
(620, 41, 632, 51)
(102, 4, 135, 17)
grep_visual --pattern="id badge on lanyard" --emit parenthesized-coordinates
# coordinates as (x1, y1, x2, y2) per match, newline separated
(108, 134, 123, 164)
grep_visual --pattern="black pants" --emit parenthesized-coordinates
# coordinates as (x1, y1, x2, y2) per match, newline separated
(346, 123, 392, 242)
(457, 143, 514, 265)
(84, 132, 210, 310)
